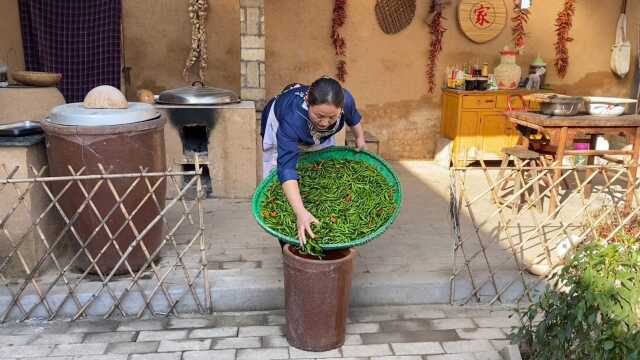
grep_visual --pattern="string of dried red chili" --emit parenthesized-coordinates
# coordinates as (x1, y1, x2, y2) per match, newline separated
(554, 0, 576, 78)
(511, 1, 529, 51)
(332, 0, 348, 81)
(426, 0, 449, 94)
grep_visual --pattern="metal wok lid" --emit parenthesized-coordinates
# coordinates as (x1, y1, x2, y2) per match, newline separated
(157, 81, 240, 105)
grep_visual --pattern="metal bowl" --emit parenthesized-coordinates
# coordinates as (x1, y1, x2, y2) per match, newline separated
(584, 97, 638, 117)
(539, 96, 583, 116)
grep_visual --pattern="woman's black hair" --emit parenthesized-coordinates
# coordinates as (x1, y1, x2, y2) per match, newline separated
(307, 76, 344, 108)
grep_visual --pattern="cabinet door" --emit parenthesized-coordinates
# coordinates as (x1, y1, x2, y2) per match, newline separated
(442, 94, 459, 139)
(480, 112, 517, 158)
(454, 112, 481, 165)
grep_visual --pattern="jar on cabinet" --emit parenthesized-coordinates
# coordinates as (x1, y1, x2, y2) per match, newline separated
(494, 46, 522, 89)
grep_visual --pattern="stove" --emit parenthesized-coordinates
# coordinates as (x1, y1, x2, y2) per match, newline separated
(155, 101, 258, 199)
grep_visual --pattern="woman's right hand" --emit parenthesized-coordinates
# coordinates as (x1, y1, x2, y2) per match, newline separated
(296, 208, 319, 245)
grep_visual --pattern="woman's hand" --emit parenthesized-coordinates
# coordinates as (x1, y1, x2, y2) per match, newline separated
(350, 123, 366, 152)
(295, 208, 319, 245)
(282, 180, 317, 244)
(355, 135, 367, 152)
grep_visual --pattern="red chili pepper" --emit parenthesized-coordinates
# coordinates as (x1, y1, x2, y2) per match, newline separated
(511, 1, 529, 51)
(426, 0, 449, 94)
(332, 0, 348, 81)
(554, 0, 576, 78)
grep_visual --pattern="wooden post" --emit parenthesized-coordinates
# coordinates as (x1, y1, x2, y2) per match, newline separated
(625, 127, 640, 212)
(584, 134, 599, 200)
(550, 127, 568, 214)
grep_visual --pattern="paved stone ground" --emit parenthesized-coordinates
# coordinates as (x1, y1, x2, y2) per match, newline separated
(0, 304, 521, 359)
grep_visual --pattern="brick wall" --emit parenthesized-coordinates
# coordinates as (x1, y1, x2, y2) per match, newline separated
(240, 0, 265, 113)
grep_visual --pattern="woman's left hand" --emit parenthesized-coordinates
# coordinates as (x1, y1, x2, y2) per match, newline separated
(355, 136, 366, 152)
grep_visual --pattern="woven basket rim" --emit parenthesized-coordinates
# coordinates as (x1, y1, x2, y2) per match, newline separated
(252, 147, 404, 250)
(375, 0, 417, 35)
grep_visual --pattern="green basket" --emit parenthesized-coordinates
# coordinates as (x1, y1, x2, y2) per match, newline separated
(251, 146, 403, 250)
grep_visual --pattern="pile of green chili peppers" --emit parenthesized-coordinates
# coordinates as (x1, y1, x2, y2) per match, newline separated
(260, 159, 396, 257)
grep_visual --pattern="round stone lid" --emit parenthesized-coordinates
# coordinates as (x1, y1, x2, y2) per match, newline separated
(48, 102, 159, 126)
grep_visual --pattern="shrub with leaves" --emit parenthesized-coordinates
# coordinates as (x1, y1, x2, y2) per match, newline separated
(513, 232, 640, 359)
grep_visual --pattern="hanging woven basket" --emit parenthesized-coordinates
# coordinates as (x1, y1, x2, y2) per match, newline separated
(375, 0, 417, 35)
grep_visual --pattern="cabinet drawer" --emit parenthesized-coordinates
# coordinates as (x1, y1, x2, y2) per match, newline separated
(462, 95, 497, 109)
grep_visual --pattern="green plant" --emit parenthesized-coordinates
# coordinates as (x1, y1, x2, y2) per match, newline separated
(513, 232, 640, 359)
(260, 159, 397, 257)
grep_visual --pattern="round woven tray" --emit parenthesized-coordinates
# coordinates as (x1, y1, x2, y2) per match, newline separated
(252, 147, 403, 250)
(11, 71, 62, 87)
(375, 0, 416, 35)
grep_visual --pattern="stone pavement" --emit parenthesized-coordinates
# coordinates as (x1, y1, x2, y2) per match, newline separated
(0, 304, 522, 359)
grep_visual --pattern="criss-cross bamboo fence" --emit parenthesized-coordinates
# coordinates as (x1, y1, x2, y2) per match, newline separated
(0, 163, 209, 322)
(449, 159, 640, 306)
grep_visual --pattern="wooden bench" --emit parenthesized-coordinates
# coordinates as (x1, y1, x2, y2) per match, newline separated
(497, 146, 549, 213)
(346, 130, 380, 154)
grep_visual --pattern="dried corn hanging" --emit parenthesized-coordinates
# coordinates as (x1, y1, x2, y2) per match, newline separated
(183, 0, 209, 82)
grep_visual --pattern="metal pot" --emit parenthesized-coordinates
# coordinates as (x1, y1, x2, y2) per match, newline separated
(157, 81, 239, 105)
(539, 96, 583, 116)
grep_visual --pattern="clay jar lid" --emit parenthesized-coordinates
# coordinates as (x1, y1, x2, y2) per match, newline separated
(48, 102, 159, 126)
(46, 85, 159, 126)
(499, 46, 518, 57)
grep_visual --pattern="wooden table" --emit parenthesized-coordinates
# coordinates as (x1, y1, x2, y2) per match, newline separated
(506, 112, 640, 213)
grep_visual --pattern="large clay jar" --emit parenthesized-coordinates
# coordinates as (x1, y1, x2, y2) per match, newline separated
(283, 244, 356, 351)
(494, 46, 522, 89)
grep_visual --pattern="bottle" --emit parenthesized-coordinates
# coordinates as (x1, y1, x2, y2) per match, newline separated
(487, 74, 498, 90)
(473, 64, 481, 77)
(445, 65, 454, 88)
(481, 63, 489, 77)
(456, 69, 465, 90)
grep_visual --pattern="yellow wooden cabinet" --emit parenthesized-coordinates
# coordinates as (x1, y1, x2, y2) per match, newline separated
(441, 89, 540, 167)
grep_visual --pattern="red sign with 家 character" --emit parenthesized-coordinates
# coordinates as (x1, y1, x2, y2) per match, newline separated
(471, 3, 495, 28)
(458, 0, 507, 43)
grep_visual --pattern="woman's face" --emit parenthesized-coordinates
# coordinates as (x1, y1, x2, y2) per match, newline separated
(308, 103, 342, 130)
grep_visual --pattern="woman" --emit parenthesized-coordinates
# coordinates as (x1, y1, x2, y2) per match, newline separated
(261, 76, 366, 245)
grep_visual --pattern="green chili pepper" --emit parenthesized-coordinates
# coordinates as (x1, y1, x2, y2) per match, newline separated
(261, 159, 395, 259)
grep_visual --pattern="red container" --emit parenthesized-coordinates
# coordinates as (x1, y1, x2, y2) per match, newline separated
(283, 244, 356, 351)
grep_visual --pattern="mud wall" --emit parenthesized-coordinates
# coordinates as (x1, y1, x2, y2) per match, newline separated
(266, 0, 639, 159)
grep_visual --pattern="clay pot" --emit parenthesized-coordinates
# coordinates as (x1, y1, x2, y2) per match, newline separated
(283, 244, 356, 351)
